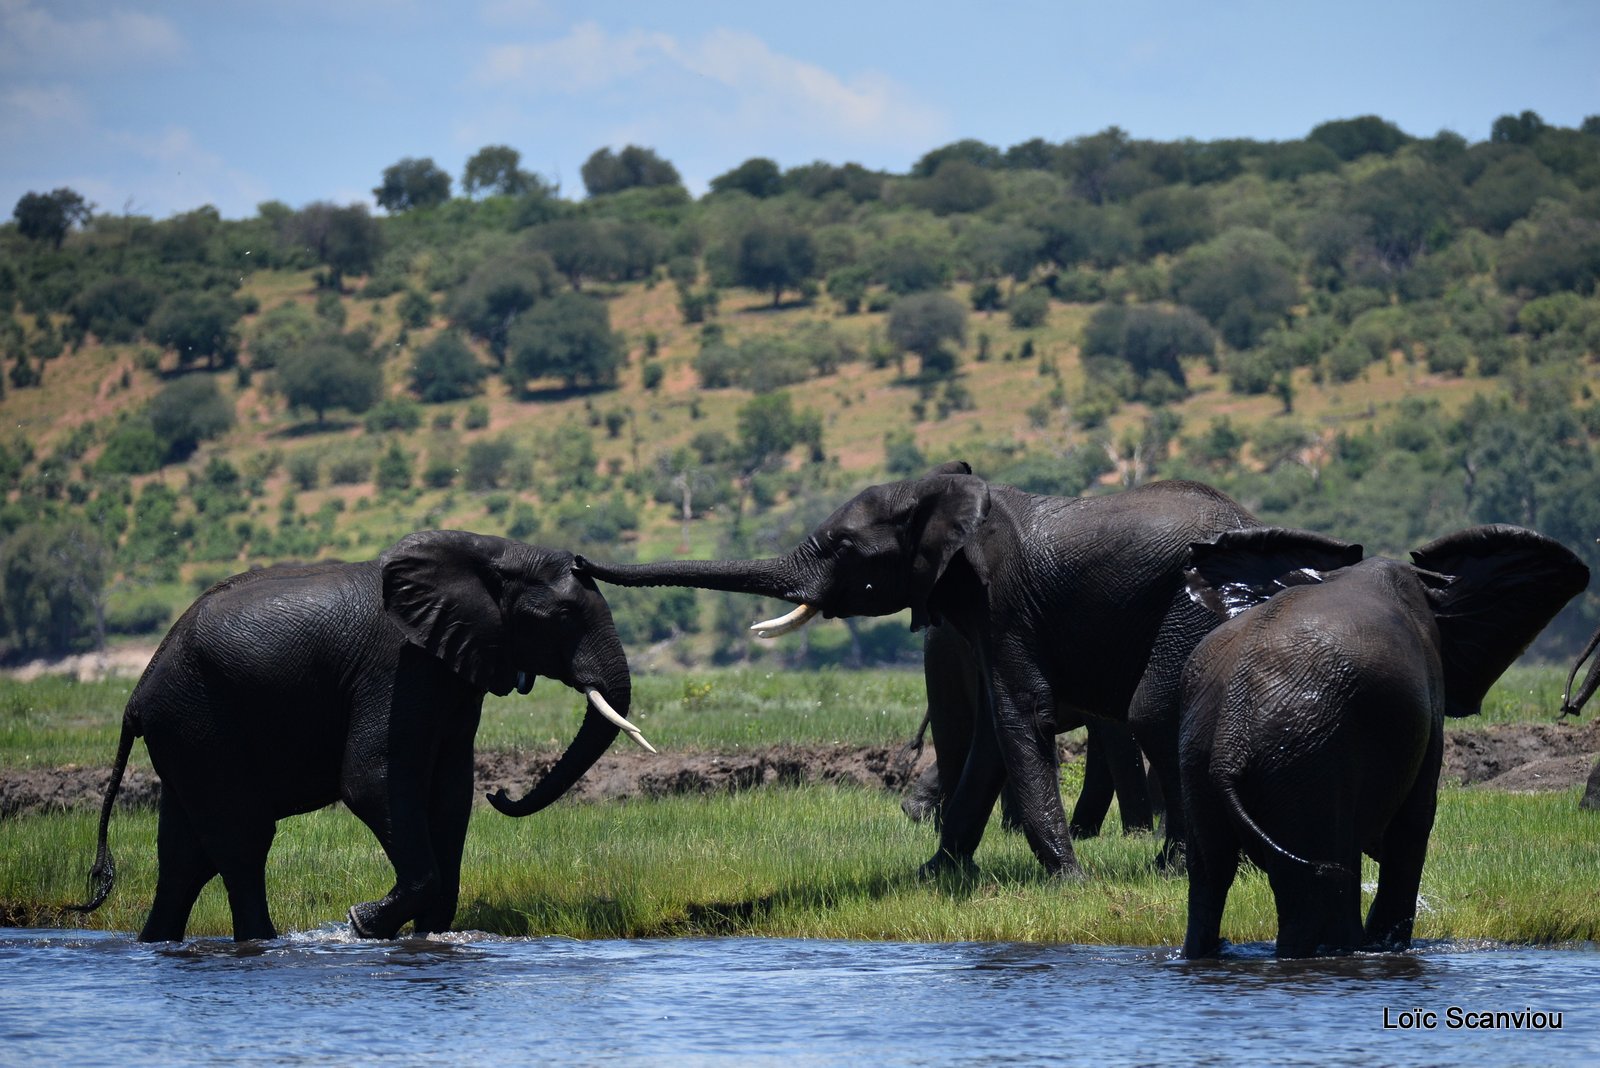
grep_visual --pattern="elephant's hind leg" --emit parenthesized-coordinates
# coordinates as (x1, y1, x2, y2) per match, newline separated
(139, 792, 218, 943)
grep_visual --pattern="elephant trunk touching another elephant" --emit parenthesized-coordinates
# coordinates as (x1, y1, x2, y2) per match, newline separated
(578, 466, 1260, 878)
(72, 530, 650, 942)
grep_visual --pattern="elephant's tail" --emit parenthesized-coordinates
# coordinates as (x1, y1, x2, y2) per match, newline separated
(66, 716, 137, 913)
(1218, 767, 1351, 881)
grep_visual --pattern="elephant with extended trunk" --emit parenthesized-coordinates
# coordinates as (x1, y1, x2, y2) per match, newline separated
(1559, 621, 1600, 809)
(72, 530, 651, 942)
(578, 465, 1256, 878)
(1179, 525, 1588, 958)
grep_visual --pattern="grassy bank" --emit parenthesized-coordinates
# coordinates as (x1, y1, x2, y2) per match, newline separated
(5, 782, 1597, 946)
(1, 665, 1596, 945)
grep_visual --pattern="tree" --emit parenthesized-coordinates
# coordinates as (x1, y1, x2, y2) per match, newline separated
(292, 202, 384, 291)
(531, 219, 627, 290)
(462, 145, 541, 198)
(581, 145, 681, 196)
(276, 341, 382, 426)
(1307, 115, 1410, 160)
(446, 248, 558, 364)
(505, 291, 623, 390)
(1082, 304, 1215, 393)
(887, 292, 967, 376)
(907, 160, 997, 216)
(709, 157, 783, 198)
(373, 157, 453, 212)
(70, 275, 161, 342)
(732, 218, 817, 306)
(147, 376, 236, 462)
(12, 188, 91, 248)
(146, 290, 243, 369)
(1171, 228, 1300, 349)
(0, 521, 109, 658)
(409, 331, 487, 402)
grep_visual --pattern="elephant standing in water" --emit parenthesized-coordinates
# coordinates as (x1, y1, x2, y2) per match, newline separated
(1559, 621, 1600, 809)
(73, 530, 652, 942)
(1179, 526, 1587, 958)
(578, 465, 1255, 878)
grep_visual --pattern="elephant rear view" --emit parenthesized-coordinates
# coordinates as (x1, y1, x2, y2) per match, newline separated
(71, 530, 651, 942)
(1179, 525, 1588, 959)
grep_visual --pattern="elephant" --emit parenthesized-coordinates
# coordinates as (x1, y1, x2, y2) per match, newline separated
(71, 530, 652, 943)
(899, 624, 1160, 841)
(576, 464, 1258, 878)
(1558, 622, 1600, 809)
(1178, 525, 1588, 959)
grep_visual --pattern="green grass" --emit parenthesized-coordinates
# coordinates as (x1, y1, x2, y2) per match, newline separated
(1, 663, 1592, 945)
(6, 782, 1596, 945)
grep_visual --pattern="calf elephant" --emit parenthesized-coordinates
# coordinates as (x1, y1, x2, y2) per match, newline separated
(578, 465, 1256, 878)
(1179, 525, 1587, 959)
(1559, 622, 1600, 809)
(72, 530, 651, 942)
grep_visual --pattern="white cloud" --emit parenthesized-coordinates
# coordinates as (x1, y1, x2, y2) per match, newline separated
(0, 84, 91, 137)
(0, 0, 183, 71)
(477, 21, 943, 151)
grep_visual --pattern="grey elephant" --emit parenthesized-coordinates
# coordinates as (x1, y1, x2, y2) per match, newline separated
(900, 624, 1160, 840)
(1179, 525, 1588, 959)
(1558, 621, 1600, 809)
(577, 465, 1256, 878)
(72, 530, 652, 942)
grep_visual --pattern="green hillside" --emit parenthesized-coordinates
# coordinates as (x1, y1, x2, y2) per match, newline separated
(3, 114, 1598, 666)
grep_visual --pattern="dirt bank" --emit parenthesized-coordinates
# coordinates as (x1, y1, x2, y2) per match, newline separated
(6, 720, 1598, 821)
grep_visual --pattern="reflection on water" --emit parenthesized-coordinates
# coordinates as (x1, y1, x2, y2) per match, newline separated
(0, 929, 1594, 1066)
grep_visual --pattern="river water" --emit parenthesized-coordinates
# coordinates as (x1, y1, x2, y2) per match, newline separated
(0, 929, 1593, 1066)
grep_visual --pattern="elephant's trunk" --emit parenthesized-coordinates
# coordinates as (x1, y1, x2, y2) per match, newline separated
(576, 554, 803, 600)
(1561, 625, 1600, 718)
(488, 656, 636, 818)
(576, 554, 822, 637)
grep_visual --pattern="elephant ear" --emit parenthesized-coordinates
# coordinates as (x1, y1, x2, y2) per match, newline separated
(906, 473, 991, 631)
(1185, 528, 1365, 619)
(381, 529, 513, 693)
(1410, 525, 1589, 718)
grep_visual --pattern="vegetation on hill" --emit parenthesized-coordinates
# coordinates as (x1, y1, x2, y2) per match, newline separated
(2, 116, 1598, 666)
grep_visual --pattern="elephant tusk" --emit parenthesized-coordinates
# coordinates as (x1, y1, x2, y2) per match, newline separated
(749, 603, 819, 639)
(587, 689, 656, 754)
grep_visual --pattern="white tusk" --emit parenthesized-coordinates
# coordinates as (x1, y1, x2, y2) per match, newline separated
(587, 689, 656, 753)
(749, 603, 819, 639)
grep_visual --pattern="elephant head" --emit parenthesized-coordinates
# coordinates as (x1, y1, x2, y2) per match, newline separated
(576, 462, 989, 635)
(381, 529, 648, 817)
(1186, 524, 1590, 718)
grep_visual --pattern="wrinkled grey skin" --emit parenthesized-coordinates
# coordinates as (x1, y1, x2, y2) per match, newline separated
(1180, 525, 1588, 959)
(1558, 622, 1600, 809)
(900, 624, 1160, 841)
(73, 530, 636, 943)
(579, 465, 1255, 878)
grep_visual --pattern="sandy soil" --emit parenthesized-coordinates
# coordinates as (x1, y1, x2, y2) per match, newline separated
(6, 719, 1598, 820)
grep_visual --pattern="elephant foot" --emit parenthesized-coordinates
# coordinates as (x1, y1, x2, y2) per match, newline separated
(348, 901, 399, 940)
(1045, 860, 1086, 882)
(917, 851, 979, 883)
(1153, 839, 1187, 876)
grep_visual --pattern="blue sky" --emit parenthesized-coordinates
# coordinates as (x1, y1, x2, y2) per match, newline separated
(4, 0, 1597, 221)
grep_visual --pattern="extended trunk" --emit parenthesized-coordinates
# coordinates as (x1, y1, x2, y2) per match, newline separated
(576, 555, 803, 602)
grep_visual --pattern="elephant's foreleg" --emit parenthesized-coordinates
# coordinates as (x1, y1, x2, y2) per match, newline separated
(413, 743, 477, 936)
(987, 686, 1081, 878)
